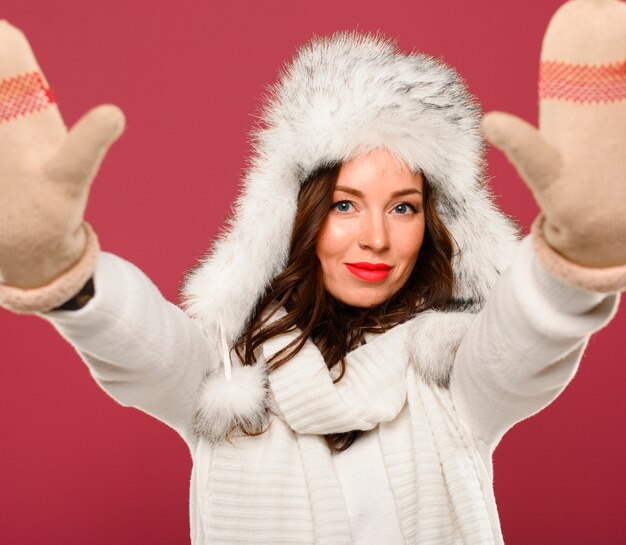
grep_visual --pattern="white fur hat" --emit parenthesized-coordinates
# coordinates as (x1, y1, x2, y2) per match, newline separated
(181, 30, 520, 344)
(182, 31, 522, 441)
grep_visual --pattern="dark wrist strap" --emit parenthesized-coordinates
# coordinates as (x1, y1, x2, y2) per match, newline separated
(53, 277, 95, 311)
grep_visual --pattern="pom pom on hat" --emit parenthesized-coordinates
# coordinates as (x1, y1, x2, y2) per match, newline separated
(192, 315, 270, 442)
(192, 360, 270, 443)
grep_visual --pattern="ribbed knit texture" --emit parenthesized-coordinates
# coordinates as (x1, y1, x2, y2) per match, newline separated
(203, 307, 500, 543)
(198, 336, 499, 544)
(264, 316, 410, 434)
(196, 427, 316, 543)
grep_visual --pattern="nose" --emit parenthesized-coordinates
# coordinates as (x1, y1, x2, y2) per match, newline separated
(358, 211, 390, 252)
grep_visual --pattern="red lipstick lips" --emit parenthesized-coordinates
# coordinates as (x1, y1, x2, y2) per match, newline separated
(345, 262, 392, 282)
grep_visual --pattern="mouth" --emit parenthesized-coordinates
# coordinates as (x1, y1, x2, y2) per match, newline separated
(345, 262, 393, 282)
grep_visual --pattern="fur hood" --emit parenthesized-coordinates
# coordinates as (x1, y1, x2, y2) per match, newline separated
(180, 31, 521, 439)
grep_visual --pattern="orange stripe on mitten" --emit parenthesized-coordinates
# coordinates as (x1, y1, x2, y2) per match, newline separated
(539, 57, 626, 104)
(0, 71, 55, 123)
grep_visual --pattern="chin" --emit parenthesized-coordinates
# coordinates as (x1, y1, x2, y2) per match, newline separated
(324, 275, 401, 309)
(333, 289, 392, 309)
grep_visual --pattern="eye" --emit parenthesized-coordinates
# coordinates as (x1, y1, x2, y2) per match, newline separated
(331, 200, 355, 213)
(392, 202, 419, 215)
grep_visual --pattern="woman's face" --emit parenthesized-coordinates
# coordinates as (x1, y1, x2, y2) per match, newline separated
(315, 148, 425, 308)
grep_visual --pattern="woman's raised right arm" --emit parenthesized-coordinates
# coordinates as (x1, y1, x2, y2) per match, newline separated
(40, 252, 215, 445)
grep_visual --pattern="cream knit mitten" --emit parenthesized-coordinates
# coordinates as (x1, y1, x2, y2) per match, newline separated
(481, 0, 626, 292)
(0, 21, 125, 313)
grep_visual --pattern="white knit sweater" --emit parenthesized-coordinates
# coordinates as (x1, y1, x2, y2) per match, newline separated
(41, 235, 620, 544)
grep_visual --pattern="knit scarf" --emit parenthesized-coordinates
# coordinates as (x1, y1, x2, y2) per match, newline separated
(263, 313, 412, 434)
(196, 308, 499, 544)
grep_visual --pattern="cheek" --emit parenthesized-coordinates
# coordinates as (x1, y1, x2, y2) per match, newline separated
(316, 219, 354, 263)
(396, 220, 426, 264)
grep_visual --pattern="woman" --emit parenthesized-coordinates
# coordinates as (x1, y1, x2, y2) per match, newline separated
(0, 1, 624, 543)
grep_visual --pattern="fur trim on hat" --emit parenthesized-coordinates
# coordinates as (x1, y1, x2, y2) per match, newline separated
(406, 310, 477, 388)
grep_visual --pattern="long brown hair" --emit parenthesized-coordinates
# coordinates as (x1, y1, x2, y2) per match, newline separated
(234, 159, 457, 452)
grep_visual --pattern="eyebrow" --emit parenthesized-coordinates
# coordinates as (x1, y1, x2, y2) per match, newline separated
(334, 185, 422, 197)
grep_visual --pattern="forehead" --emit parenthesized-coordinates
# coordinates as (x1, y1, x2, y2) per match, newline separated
(336, 148, 422, 192)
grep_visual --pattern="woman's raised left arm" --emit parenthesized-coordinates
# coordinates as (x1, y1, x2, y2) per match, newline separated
(450, 0, 626, 449)
(449, 234, 619, 450)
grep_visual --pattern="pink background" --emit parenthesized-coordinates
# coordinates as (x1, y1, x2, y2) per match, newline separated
(1, 1, 624, 543)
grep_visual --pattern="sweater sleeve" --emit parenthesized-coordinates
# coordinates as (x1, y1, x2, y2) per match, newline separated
(449, 234, 621, 450)
(38, 251, 215, 445)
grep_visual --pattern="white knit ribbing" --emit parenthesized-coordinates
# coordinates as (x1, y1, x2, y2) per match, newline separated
(263, 317, 410, 435)
(200, 423, 315, 544)
(260, 321, 498, 544)
(378, 402, 418, 542)
(297, 434, 352, 544)
(411, 376, 495, 544)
